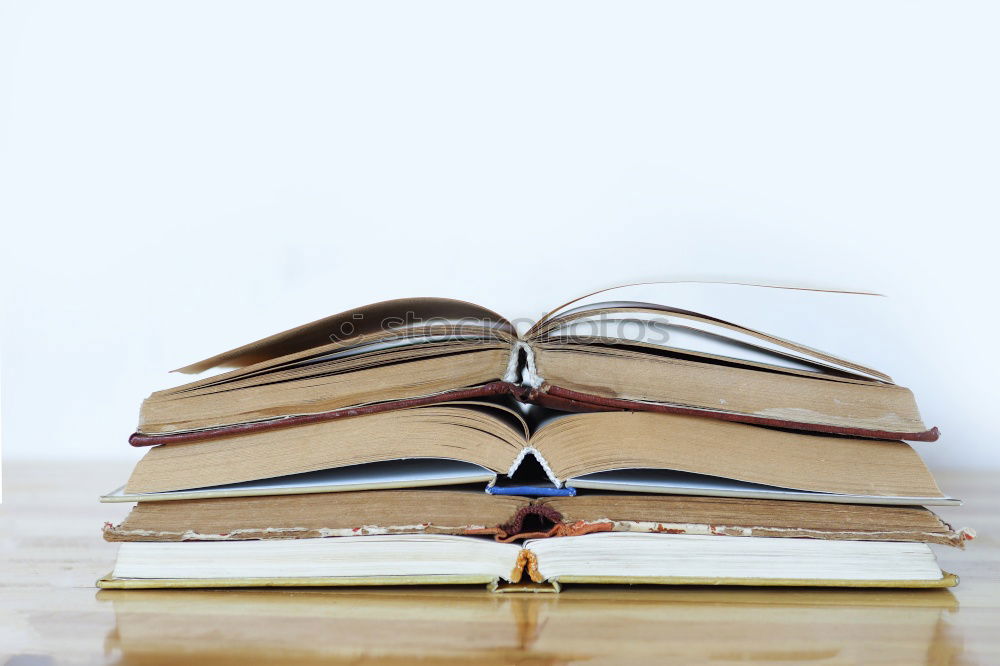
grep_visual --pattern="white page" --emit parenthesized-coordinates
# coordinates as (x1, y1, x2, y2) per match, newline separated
(114, 534, 521, 580)
(533, 282, 893, 375)
(527, 532, 944, 582)
(567, 468, 959, 506)
(548, 316, 840, 375)
(101, 458, 496, 503)
(285, 333, 498, 366)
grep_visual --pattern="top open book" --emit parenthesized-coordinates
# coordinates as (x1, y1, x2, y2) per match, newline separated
(130, 282, 937, 446)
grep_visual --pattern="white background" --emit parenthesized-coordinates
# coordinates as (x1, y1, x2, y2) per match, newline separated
(1, 2, 997, 469)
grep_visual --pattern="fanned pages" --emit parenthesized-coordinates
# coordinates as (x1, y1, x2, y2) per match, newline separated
(129, 283, 937, 444)
(174, 297, 516, 374)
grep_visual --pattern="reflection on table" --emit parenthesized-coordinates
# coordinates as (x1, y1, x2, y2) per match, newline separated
(99, 584, 961, 665)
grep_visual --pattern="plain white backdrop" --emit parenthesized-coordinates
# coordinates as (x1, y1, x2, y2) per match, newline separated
(1, 2, 997, 470)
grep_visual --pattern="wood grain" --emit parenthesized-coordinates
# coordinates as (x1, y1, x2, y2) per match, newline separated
(0, 461, 996, 664)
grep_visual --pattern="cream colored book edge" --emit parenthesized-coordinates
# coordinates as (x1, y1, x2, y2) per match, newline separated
(97, 532, 958, 591)
(96, 573, 958, 590)
(96, 573, 503, 589)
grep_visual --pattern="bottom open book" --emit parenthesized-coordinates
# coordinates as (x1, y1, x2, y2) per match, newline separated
(99, 532, 956, 590)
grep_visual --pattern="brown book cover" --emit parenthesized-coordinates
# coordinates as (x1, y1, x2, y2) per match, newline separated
(102, 490, 973, 548)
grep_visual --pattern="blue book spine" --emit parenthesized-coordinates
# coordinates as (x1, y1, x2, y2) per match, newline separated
(486, 486, 576, 497)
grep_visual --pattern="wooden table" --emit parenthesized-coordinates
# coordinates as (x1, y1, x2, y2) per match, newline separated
(1, 462, 996, 664)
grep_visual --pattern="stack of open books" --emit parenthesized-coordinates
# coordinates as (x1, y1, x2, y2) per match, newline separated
(100, 283, 971, 589)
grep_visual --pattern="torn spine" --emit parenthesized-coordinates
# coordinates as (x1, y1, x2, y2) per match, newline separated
(503, 340, 543, 389)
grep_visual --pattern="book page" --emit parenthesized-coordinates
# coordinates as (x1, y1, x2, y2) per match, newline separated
(113, 535, 521, 580)
(176, 297, 516, 374)
(567, 469, 959, 506)
(530, 282, 893, 378)
(542, 315, 854, 376)
(525, 532, 944, 582)
(103, 458, 496, 503)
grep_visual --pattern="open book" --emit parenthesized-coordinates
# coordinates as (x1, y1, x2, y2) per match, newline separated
(102, 488, 971, 547)
(111, 403, 953, 506)
(101, 532, 956, 589)
(129, 283, 938, 448)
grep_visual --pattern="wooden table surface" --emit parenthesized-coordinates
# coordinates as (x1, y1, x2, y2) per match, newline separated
(0, 461, 996, 665)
